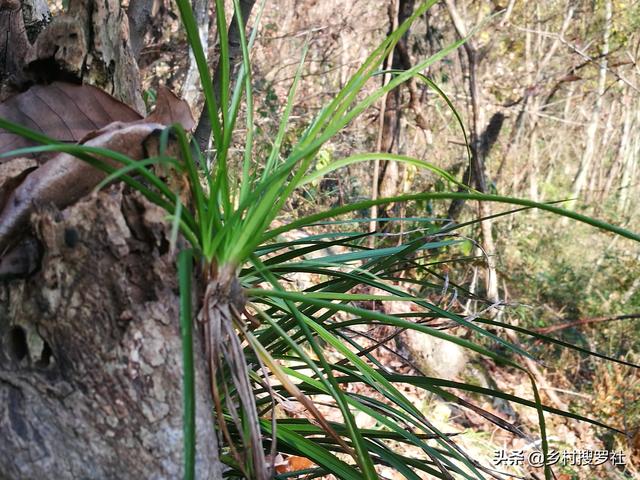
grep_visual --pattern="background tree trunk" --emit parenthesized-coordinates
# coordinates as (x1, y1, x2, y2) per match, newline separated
(193, 0, 256, 152)
(444, 0, 499, 302)
(571, 0, 611, 200)
(377, 0, 416, 204)
(26, 0, 145, 113)
(370, 0, 414, 238)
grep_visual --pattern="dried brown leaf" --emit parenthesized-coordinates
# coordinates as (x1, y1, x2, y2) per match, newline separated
(0, 82, 195, 252)
(274, 455, 316, 474)
(0, 122, 164, 251)
(146, 87, 195, 131)
(0, 82, 142, 162)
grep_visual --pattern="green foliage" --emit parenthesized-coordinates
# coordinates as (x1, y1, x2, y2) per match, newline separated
(2, 1, 640, 479)
(178, 249, 196, 480)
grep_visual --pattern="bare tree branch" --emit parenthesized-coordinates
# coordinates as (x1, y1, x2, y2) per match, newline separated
(194, 0, 256, 152)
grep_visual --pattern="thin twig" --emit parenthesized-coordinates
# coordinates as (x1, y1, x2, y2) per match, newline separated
(536, 313, 640, 334)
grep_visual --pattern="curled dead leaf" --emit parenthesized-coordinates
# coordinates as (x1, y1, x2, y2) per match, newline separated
(0, 122, 164, 252)
(0, 82, 195, 253)
(146, 87, 195, 131)
(274, 455, 315, 474)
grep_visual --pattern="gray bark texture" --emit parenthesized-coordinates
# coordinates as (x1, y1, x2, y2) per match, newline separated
(127, 0, 157, 59)
(0, 0, 145, 113)
(0, 186, 220, 479)
(0, 1, 222, 476)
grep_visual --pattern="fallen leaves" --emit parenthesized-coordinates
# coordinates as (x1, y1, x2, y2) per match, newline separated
(0, 82, 142, 162)
(273, 454, 316, 474)
(0, 81, 193, 258)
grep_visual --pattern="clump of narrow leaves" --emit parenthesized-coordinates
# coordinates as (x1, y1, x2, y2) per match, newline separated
(1, 0, 639, 479)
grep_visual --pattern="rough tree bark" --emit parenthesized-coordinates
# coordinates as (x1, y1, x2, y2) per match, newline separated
(12, 0, 145, 113)
(370, 0, 419, 238)
(377, 0, 416, 204)
(0, 2, 221, 478)
(127, 0, 158, 59)
(617, 102, 639, 214)
(0, 189, 219, 479)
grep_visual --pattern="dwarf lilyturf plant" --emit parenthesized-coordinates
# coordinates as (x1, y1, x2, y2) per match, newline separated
(1, 1, 640, 479)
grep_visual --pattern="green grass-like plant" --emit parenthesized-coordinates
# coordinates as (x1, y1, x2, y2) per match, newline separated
(1, 1, 639, 479)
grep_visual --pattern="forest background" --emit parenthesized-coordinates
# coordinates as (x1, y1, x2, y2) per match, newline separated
(1, 0, 639, 479)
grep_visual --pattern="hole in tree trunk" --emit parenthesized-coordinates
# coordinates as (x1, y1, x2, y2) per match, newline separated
(7, 326, 29, 362)
(37, 341, 53, 368)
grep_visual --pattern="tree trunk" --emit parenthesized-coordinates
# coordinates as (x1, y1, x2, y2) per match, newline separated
(193, 0, 257, 152)
(370, 0, 415, 238)
(128, 0, 157, 59)
(0, 2, 221, 478)
(23, 0, 145, 113)
(618, 104, 639, 214)
(602, 90, 631, 201)
(181, 0, 211, 109)
(378, 0, 416, 204)
(0, 188, 220, 479)
(571, 0, 611, 201)
(444, 0, 499, 302)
